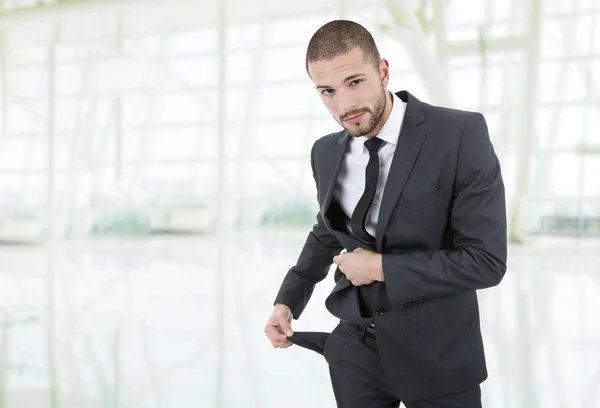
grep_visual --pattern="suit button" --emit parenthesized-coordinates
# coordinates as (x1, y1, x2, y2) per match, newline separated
(374, 306, 385, 316)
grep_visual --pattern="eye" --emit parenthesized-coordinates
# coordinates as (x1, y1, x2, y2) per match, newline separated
(350, 79, 363, 86)
(321, 89, 334, 96)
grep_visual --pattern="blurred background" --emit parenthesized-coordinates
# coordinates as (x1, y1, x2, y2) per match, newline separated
(0, 0, 598, 407)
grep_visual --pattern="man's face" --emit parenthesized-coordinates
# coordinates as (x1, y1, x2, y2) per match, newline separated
(308, 47, 390, 137)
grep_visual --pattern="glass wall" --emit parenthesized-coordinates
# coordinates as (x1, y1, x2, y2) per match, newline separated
(1, 0, 598, 240)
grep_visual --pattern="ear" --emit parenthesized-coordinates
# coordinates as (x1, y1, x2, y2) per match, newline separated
(378, 58, 390, 87)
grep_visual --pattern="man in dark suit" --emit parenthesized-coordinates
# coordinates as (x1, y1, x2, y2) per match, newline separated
(264, 20, 507, 408)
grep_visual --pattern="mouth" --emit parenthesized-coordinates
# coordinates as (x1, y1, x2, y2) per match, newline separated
(343, 111, 366, 125)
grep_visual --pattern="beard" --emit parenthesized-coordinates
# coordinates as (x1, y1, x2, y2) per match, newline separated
(338, 87, 387, 137)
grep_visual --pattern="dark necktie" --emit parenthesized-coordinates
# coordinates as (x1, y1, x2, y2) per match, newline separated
(350, 137, 384, 244)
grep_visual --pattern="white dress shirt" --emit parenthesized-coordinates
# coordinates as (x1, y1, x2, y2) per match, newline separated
(334, 92, 407, 238)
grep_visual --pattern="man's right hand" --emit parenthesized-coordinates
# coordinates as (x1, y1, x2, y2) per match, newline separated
(264, 303, 294, 348)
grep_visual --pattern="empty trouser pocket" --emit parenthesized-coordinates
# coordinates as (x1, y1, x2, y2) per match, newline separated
(287, 331, 330, 355)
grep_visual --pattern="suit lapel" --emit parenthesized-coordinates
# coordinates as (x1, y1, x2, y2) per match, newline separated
(375, 91, 427, 251)
(321, 131, 350, 226)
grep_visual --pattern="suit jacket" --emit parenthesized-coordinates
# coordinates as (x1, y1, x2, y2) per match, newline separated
(274, 90, 507, 400)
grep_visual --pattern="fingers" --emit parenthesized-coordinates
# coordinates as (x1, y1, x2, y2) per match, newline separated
(333, 255, 341, 265)
(265, 324, 294, 348)
(278, 317, 294, 337)
(265, 304, 297, 349)
(274, 339, 293, 348)
(265, 323, 288, 338)
(269, 312, 293, 337)
(264, 325, 285, 342)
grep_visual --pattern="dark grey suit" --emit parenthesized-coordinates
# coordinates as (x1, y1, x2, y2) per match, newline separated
(274, 90, 507, 406)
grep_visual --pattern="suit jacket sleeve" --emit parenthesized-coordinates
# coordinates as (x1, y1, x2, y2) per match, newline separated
(273, 142, 344, 319)
(382, 112, 507, 310)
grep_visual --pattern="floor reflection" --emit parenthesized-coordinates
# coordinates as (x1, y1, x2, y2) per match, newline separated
(0, 232, 598, 407)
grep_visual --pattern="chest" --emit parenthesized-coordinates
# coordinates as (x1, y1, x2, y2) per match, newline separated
(337, 144, 395, 189)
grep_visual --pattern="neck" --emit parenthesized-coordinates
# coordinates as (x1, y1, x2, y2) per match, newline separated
(364, 90, 393, 139)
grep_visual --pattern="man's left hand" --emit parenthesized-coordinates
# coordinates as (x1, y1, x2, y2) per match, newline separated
(333, 248, 384, 286)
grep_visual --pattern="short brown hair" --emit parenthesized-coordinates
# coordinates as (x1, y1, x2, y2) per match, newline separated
(305, 20, 381, 75)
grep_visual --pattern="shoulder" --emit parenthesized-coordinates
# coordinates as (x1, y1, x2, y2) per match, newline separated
(422, 101, 485, 131)
(310, 129, 345, 157)
(419, 101, 489, 150)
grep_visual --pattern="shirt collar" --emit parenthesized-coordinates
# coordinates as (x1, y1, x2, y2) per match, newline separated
(349, 91, 406, 151)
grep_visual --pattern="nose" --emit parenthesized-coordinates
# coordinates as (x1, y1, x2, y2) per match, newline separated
(338, 91, 359, 116)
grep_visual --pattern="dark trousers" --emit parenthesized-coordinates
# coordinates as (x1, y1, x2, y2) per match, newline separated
(289, 323, 482, 408)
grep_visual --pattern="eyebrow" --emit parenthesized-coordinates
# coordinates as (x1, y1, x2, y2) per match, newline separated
(315, 73, 365, 90)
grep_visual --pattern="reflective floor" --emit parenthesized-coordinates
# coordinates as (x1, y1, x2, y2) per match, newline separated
(0, 231, 599, 407)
